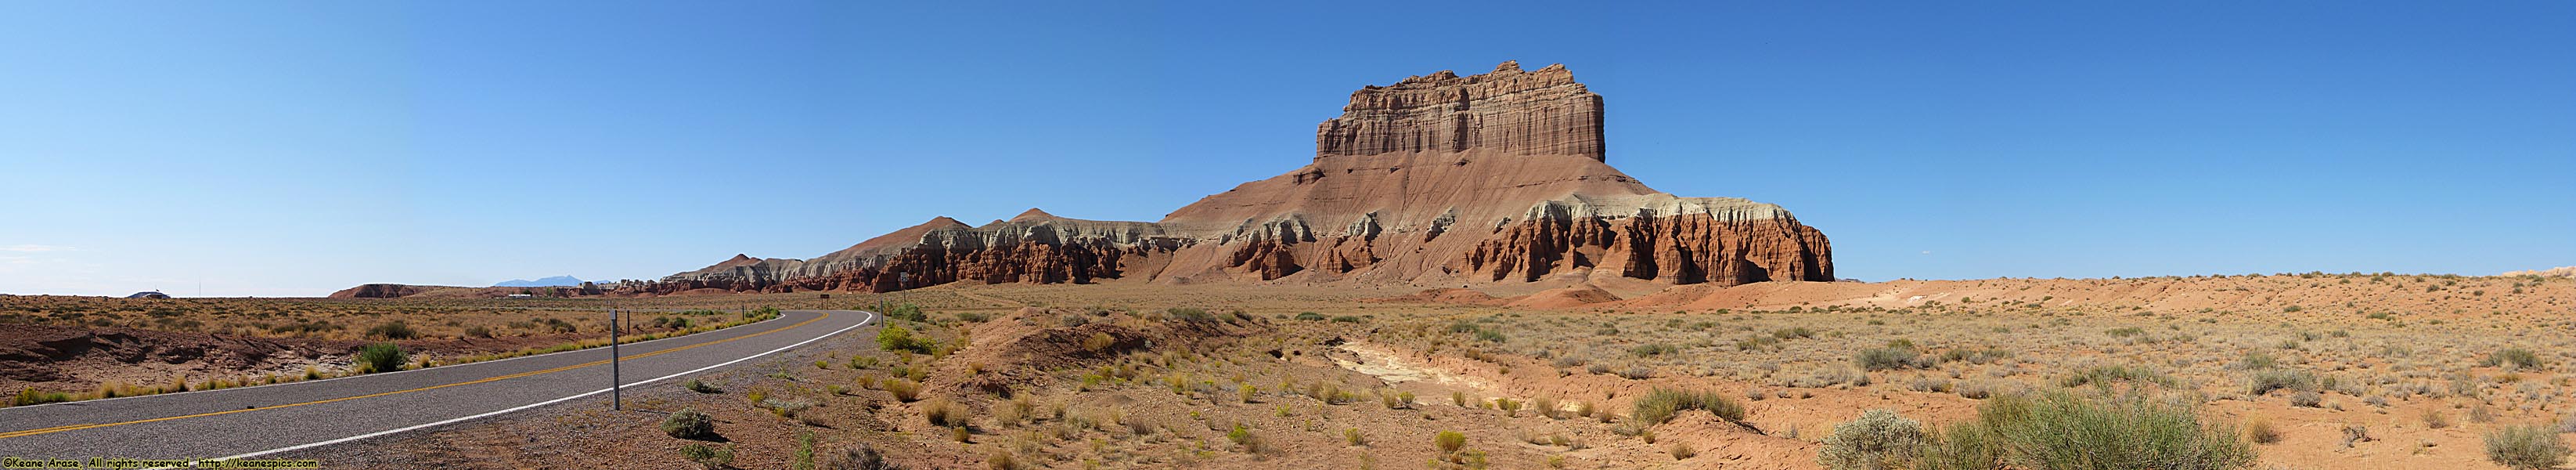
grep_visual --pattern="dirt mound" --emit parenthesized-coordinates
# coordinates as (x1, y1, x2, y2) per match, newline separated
(1504, 284, 1623, 308)
(931, 307, 1270, 398)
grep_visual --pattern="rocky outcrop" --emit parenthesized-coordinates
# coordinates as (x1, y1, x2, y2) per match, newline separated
(1457, 195, 1833, 285)
(1317, 61, 1605, 161)
(607, 61, 1832, 295)
(329, 284, 436, 299)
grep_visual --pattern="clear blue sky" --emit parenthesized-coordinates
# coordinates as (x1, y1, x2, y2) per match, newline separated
(3, 2, 2571, 297)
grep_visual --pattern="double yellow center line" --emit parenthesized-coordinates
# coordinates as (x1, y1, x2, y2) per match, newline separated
(0, 312, 831, 440)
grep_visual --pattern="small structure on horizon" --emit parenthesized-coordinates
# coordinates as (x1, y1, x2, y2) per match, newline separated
(127, 291, 171, 299)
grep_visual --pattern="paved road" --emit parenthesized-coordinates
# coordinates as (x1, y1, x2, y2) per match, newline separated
(0, 309, 874, 465)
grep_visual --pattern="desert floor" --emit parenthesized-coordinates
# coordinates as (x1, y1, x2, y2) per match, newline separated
(9, 272, 2576, 469)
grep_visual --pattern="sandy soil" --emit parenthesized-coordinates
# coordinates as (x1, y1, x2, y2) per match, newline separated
(19, 273, 2576, 468)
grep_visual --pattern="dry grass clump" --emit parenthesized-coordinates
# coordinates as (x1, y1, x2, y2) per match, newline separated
(1914, 392, 2254, 470)
(922, 396, 967, 428)
(2485, 424, 2572, 470)
(661, 407, 715, 439)
(1818, 409, 1925, 470)
(1632, 388, 1746, 426)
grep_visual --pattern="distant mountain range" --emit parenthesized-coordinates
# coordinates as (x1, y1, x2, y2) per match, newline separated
(493, 276, 584, 287)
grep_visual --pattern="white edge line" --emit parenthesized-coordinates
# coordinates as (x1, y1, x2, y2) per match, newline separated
(178, 310, 874, 467)
(0, 309, 800, 412)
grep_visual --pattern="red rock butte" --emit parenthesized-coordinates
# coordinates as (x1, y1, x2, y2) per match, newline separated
(614, 61, 1834, 295)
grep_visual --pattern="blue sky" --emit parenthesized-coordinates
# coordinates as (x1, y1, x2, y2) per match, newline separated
(2, 2, 2571, 296)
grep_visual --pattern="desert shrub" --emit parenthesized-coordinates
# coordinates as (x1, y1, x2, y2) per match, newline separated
(12, 388, 70, 407)
(1225, 424, 1259, 452)
(2236, 351, 2279, 370)
(1434, 430, 1468, 454)
(1938, 347, 2012, 364)
(1670, 441, 1696, 460)
(1331, 315, 1362, 323)
(463, 326, 492, 338)
(539, 317, 576, 334)
(2289, 391, 2323, 408)
(662, 407, 716, 439)
(1855, 345, 1923, 371)
(2491, 348, 2545, 371)
(1082, 332, 1117, 353)
(2486, 424, 2572, 470)
(1932, 392, 2255, 470)
(1773, 327, 1816, 339)
(882, 378, 922, 402)
(1916, 421, 2003, 470)
(355, 342, 406, 374)
(879, 302, 928, 323)
(1295, 312, 1327, 321)
(1167, 307, 1217, 323)
(2246, 370, 2318, 396)
(2060, 364, 2178, 389)
(953, 312, 989, 323)
(683, 378, 722, 393)
(366, 320, 417, 340)
(678, 443, 734, 470)
(1630, 343, 1679, 357)
(1818, 409, 1926, 470)
(2246, 418, 2281, 444)
(876, 326, 934, 353)
(1632, 388, 1746, 426)
(821, 443, 893, 470)
(923, 397, 967, 427)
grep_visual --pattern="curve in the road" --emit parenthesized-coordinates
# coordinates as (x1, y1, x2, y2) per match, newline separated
(0, 309, 874, 464)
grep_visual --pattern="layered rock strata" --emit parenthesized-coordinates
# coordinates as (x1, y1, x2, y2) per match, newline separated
(607, 61, 1832, 295)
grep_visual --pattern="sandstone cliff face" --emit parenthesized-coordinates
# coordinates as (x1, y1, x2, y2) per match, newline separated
(1317, 61, 1605, 161)
(611, 61, 1832, 295)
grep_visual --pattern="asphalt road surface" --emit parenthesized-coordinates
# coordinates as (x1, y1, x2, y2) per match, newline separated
(0, 309, 875, 466)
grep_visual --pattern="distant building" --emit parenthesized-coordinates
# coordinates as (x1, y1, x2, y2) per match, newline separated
(506, 294, 534, 299)
(127, 291, 171, 299)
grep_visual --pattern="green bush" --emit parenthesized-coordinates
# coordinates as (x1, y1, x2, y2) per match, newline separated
(876, 325, 934, 353)
(2246, 369, 2317, 396)
(1434, 430, 1467, 454)
(1167, 307, 1217, 322)
(1916, 421, 2003, 470)
(662, 407, 716, 439)
(1855, 345, 1922, 371)
(2061, 364, 2179, 389)
(1632, 388, 1746, 426)
(355, 342, 407, 374)
(1294, 312, 1327, 321)
(2484, 424, 2571, 470)
(2492, 348, 2545, 371)
(1928, 392, 2255, 470)
(366, 320, 417, 340)
(876, 302, 927, 323)
(12, 388, 70, 407)
(678, 443, 734, 469)
(683, 378, 722, 394)
(1630, 343, 1679, 357)
(1819, 409, 1926, 470)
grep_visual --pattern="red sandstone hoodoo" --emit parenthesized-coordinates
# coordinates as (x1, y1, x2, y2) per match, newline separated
(621, 61, 1833, 295)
